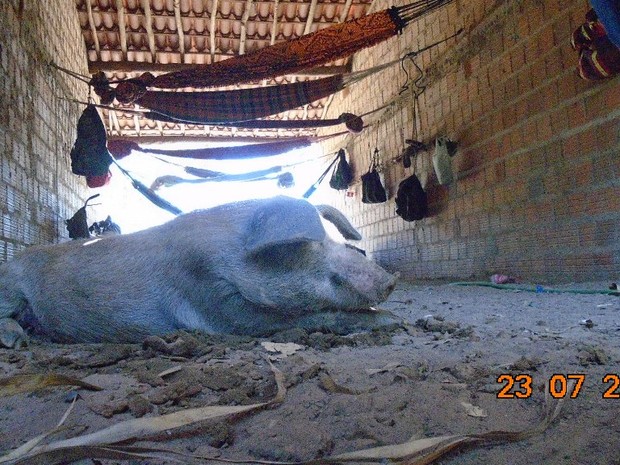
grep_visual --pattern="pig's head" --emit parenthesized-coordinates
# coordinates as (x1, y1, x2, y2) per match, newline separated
(233, 197, 397, 315)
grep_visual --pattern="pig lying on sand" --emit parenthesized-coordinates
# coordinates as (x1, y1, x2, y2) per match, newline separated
(0, 196, 397, 346)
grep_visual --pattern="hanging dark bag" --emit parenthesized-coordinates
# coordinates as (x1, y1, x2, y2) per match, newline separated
(361, 169, 387, 203)
(361, 148, 387, 204)
(329, 148, 353, 190)
(66, 194, 100, 239)
(395, 174, 427, 221)
(70, 105, 113, 177)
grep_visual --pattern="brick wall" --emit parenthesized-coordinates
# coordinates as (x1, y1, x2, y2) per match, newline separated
(318, 0, 620, 283)
(0, 1, 89, 261)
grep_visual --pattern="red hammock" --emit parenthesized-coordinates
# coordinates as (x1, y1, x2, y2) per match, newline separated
(97, 0, 453, 94)
(99, 59, 397, 127)
(132, 75, 344, 123)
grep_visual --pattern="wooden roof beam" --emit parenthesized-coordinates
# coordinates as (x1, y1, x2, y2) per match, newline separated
(239, 0, 255, 55)
(115, 0, 128, 60)
(261, 0, 279, 86)
(140, 0, 157, 63)
(210, 0, 219, 62)
(304, 0, 318, 35)
(287, 0, 318, 87)
(85, 0, 101, 60)
(321, 0, 356, 121)
(109, 110, 122, 136)
(133, 105, 141, 136)
(173, 0, 186, 63)
(339, 0, 354, 22)
(107, 112, 114, 136)
(270, 0, 279, 45)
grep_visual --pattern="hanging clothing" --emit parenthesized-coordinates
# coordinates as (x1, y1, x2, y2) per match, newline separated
(572, 8, 620, 80)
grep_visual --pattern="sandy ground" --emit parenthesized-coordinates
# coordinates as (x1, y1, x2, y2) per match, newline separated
(1, 280, 619, 464)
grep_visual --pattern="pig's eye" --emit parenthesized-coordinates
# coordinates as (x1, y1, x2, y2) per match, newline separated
(253, 241, 313, 267)
(330, 273, 345, 287)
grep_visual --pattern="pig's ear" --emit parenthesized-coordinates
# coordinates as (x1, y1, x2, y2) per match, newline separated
(315, 204, 362, 241)
(245, 197, 326, 255)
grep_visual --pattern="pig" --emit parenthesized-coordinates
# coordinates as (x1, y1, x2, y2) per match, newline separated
(0, 196, 398, 346)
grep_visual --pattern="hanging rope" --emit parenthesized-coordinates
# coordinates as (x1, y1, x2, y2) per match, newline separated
(110, 158, 183, 216)
(143, 150, 311, 191)
(62, 97, 364, 142)
(145, 110, 365, 133)
(302, 151, 342, 199)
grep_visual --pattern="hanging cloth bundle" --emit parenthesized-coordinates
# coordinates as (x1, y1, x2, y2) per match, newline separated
(107, 138, 313, 161)
(70, 105, 113, 188)
(97, 0, 455, 94)
(361, 148, 387, 203)
(67, 104, 182, 215)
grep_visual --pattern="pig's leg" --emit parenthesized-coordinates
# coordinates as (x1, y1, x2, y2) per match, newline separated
(0, 267, 29, 348)
(0, 318, 28, 348)
(289, 308, 402, 335)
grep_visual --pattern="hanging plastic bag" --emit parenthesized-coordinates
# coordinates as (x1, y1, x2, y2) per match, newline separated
(433, 136, 457, 185)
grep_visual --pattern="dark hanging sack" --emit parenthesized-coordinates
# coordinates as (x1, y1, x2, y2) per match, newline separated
(361, 169, 387, 203)
(395, 174, 427, 221)
(329, 149, 353, 190)
(70, 105, 113, 177)
(361, 148, 387, 203)
(66, 194, 100, 239)
(65, 206, 90, 239)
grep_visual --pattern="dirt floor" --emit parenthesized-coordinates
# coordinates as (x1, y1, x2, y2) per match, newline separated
(1, 280, 619, 464)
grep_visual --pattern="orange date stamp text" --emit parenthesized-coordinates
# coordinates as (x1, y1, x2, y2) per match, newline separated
(496, 374, 620, 399)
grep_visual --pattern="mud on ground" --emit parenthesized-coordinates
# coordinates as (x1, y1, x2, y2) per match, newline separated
(1, 280, 619, 464)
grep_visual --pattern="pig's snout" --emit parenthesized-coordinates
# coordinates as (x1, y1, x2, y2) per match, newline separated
(377, 272, 398, 301)
(336, 264, 398, 307)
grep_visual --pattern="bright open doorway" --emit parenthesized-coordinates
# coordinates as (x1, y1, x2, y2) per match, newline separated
(86, 141, 332, 234)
